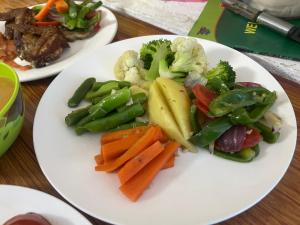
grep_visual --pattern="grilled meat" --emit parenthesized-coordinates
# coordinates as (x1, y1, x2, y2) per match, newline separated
(0, 8, 69, 68)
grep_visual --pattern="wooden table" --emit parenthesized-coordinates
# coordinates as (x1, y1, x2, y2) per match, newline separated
(1, 1, 299, 224)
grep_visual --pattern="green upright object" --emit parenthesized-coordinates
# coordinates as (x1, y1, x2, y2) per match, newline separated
(0, 63, 24, 157)
(189, 0, 300, 60)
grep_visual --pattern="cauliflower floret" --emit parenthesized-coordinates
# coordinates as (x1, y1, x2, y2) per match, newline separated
(170, 37, 208, 75)
(114, 50, 146, 84)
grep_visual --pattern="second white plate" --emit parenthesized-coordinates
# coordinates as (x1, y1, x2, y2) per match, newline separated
(0, 6, 118, 82)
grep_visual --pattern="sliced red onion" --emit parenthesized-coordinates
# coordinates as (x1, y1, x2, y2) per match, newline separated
(215, 125, 247, 152)
(236, 82, 262, 87)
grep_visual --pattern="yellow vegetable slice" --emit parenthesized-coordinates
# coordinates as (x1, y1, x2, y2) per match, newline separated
(148, 81, 195, 151)
(156, 77, 192, 140)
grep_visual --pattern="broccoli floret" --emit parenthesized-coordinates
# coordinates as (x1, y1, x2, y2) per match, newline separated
(140, 39, 174, 81)
(205, 60, 236, 94)
(158, 59, 185, 79)
(169, 37, 207, 74)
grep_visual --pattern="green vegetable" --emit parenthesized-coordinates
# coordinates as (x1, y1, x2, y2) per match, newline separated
(213, 147, 257, 162)
(110, 121, 148, 131)
(253, 121, 280, 143)
(209, 87, 275, 117)
(158, 59, 185, 79)
(76, 114, 93, 127)
(76, 103, 145, 134)
(140, 39, 174, 80)
(89, 87, 131, 119)
(68, 77, 95, 107)
(189, 117, 232, 147)
(65, 105, 90, 126)
(190, 104, 199, 133)
(205, 61, 236, 94)
(117, 92, 148, 112)
(68, 0, 78, 18)
(229, 91, 276, 124)
(32, 5, 43, 13)
(85, 81, 119, 100)
(88, 11, 101, 27)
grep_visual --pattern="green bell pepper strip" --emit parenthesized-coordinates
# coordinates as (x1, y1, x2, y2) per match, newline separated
(88, 88, 131, 119)
(190, 104, 199, 133)
(85, 81, 119, 100)
(189, 117, 232, 147)
(253, 121, 280, 143)
(65, 105, 90, 126)
(229, 91, 276, 124)
(213, 146, 258, 163)
(109, 121, 148, 131)
(75, 103, 145, 135)
(67, 77, 95, 107)
(117, 92, 147, 113)
(209, 87, 274, 117)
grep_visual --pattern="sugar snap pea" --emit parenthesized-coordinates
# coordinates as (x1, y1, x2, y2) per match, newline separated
(117, 92, 147, 112)
(89, 88, 131, 119)
(68, 77, 95, 108)
(85, 81, 119, 100)
(76, 103, 145, 134)
(65, 105, 90, 126)
(109, 121, 148, 131)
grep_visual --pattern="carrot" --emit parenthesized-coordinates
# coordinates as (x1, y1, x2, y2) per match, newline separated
(35, 0, 58, 21)
(101, 125, 149, 144)
(95, 126, 162, 172)
(101, 133, 144, 162)
(118, 141, 164, 185)
(55, 0, 69, 13)
(162, 154, 175, 170)
(119, 141, 180, 202)
(94, 154, 104, 165)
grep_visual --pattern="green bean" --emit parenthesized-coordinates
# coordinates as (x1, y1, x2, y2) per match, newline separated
(65, 105, 90, 126)
(68, 77, 95, 108)
(117, 92, 147, 112)
(76, 103, 145, 134)
(109, 121, 148, 131)
(85, 81, 119, 100)
(89, 88, 131, 119)
(76, 114, 93, 127)
(118, 81, 131, 88)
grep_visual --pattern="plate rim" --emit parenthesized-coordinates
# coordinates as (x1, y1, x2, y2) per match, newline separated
(33, 34, 298, 225)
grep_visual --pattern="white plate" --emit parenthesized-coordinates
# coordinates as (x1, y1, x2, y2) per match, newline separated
(0, 6, 118, 82)
(33, 35, 297, 225)
(0, 185, 92, 225)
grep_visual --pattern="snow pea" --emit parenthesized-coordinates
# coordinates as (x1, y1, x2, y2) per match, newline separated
(213, 146, 259, 162)
(209, 87, 274, 117)
(68, 77, 95, 107)
(189, 117, 232, 147)
(76, 103, 145, 134)
(89, 87, 131, 119)
(253, 121, 280, 143)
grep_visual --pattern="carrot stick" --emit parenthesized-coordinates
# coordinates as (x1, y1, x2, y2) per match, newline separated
(94, 154, 104, 165)
(102, 133, 144, 162)
(118, 141, 164, 185)
(101, 125, 149, 144)
(95, 126, 162, 172)
(35, 0, 58, 21)
(162, 154, 175, 170)
(55, 0, 69, 13)
(119, 141, 180, 202)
